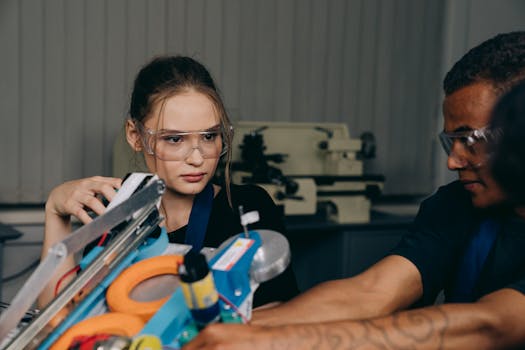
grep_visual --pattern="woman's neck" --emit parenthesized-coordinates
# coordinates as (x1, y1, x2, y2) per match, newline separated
(159, 184, 221, 232)
(160, 191, 195, 232)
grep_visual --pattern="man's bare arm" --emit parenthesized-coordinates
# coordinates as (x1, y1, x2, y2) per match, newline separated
(186, 288, 525, 350)
(253, 255, 423, 325)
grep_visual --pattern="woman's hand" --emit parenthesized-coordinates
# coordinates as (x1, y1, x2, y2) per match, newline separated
(45, 176, 122, 224)
(39, 176, 122, 308)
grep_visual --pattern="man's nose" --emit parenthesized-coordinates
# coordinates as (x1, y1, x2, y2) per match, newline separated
(447, 142, 468, 170)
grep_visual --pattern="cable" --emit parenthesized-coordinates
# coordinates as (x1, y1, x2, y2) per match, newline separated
(1, 259, 40, 283)
(54, 265, 80, 296)
(97, 231, 109, 246)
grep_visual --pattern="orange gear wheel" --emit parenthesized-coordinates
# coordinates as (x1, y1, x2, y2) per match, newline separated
(106, 255, 183, 322)
(50, 312, 144, 350)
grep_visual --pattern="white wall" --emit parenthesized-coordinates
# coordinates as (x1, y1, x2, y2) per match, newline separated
(2, 0, 525, 304)
(0, 0, 446, 203)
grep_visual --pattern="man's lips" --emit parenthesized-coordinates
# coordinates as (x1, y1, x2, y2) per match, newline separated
(181, 173, 205, 182)
(461, 180, 484, 191)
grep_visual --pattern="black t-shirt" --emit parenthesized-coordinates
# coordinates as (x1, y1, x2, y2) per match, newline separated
(391, 180, 525, 306)
(168, 183, 300, 307)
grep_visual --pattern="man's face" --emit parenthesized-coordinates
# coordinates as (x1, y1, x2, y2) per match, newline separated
(442, 82, 507, 208)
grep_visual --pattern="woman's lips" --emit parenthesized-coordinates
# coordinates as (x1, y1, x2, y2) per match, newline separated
(181, 173, 205, 183)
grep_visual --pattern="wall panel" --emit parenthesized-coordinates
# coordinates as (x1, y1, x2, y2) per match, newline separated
(1, 0, 448, 203)
(63, 0, 86, 183)
(19, 0, 44, 202)
(105, 0, 128, 175)
(0, 0, 20, 203)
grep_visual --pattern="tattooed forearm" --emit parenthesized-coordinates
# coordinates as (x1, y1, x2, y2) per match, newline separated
(276, 306, 451, 350)
(366, 306, 449, 349)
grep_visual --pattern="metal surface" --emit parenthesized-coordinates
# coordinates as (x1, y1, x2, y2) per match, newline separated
(216, 230, 291, 284)
(0, 179, 165, 349)
(249, 230, 291, 283)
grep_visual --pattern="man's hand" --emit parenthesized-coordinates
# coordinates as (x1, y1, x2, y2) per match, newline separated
(182, 324, 278, 350)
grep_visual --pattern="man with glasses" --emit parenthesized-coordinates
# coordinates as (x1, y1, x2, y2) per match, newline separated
(185, 32, 525, 349)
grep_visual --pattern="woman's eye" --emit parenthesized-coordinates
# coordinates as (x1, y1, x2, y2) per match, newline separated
(163, 134, 183, 143)
(202, 132, 218, 141)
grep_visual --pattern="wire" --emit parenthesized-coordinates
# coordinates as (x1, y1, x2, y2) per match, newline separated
(1, 259, 40, 283)
(218, 293, 249, 323)
(54, 265, 80, 296)
(51, 229, 108, 297)
(97, 231, 109, 246)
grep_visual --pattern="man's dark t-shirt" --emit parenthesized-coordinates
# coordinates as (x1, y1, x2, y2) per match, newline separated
(391, 181, 525, 306)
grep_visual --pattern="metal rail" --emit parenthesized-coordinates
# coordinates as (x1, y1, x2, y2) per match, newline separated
(0, 178, 165, 349)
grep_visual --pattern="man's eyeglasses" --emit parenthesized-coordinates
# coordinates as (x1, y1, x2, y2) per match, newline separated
(438, 126, 501, 156)
(136, 122, 230, 161)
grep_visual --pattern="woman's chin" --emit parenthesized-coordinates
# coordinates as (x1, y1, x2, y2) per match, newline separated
(166, 182, 207, 196)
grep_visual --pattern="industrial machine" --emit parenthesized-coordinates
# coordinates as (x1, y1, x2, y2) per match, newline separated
(230, 121, 384, 223)
(0, 173, 291, 349)
(110, 121, 384, 223)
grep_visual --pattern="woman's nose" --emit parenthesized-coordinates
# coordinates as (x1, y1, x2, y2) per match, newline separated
(185, 146, 205, 165)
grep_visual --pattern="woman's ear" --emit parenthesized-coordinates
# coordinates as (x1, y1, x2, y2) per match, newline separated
(126, 119, 142, 152)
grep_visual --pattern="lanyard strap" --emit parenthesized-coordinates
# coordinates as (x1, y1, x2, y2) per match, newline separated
(184, 183, 214, 251)
(447, 218, 499, 303)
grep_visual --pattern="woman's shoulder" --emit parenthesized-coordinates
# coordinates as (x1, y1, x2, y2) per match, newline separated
(218, 183, 278, 213)
(228, 183, 272, 199)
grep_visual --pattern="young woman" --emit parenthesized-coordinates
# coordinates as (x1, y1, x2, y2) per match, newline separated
(39, 56, 299, 308)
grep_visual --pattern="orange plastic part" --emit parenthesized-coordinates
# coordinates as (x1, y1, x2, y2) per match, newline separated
(106, 255, 183, 322)
(50, 312, 144, 350)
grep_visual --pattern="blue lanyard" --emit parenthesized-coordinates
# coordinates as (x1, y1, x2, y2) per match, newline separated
(447, 218, 499, 303)
(184, 183, 214, 251)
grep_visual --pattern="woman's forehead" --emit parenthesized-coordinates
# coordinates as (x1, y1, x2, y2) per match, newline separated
(146, 91, 221, 130)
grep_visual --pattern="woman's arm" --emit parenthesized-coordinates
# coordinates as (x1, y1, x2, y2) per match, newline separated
(38, 176, 121, 308)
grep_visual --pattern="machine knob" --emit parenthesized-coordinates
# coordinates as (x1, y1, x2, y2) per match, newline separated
(358, 132, 376, 159)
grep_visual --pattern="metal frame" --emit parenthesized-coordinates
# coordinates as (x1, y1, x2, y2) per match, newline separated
(0, 178, 165, 349)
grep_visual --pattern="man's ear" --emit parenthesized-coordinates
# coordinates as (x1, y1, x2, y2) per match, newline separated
(126, 119, 142, 151)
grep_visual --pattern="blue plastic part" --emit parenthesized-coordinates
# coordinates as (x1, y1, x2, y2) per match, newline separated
(38, 251, 139, 350)
(140, 291, 246, 349)
(139, 288, 191, 347)
(210, 231, 261, 309)
(41, 230, 258, 349)
(135, 227, 169, 261)
(138, 232, 260, 348)
(79, 246, 104, 270)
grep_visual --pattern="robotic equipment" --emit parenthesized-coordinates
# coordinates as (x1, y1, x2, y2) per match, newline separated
(231, 121, 385, 223)
(0, 173, 291, 349)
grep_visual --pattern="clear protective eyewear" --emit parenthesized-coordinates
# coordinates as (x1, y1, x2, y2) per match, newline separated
(136, 122, 229, 161)
(438, 126, 501, 156)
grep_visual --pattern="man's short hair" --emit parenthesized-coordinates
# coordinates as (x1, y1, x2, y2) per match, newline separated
(443, 31, 525, 95)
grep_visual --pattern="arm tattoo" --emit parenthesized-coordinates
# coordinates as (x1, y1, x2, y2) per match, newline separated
(274, 306, 450, 350)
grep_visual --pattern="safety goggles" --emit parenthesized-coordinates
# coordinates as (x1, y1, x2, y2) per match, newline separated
(136, 122, 230, 161)
(438, 126, 501, 156)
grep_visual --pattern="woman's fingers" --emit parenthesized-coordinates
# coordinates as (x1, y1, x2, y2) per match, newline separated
(48, 176, 123, 221)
